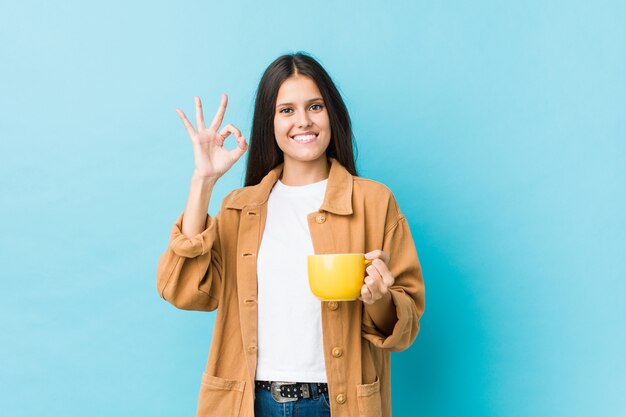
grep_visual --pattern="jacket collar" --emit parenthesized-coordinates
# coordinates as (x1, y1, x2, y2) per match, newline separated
(224, 157, 354, 215)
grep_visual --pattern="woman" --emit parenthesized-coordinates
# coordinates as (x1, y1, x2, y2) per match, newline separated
(157, 52, 425, 417)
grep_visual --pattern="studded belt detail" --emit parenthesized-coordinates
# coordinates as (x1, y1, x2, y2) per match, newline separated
(255, 381, 329, 403)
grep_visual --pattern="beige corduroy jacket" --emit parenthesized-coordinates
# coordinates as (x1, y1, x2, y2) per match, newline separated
(156, 158, 425, 417)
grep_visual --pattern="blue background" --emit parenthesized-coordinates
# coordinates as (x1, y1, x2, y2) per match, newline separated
(1, 0, 625, 416)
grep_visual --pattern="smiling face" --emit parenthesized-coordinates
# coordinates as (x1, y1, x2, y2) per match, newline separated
(273, 75, 332, 176)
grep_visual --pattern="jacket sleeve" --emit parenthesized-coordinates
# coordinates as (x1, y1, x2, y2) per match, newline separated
(155, 211, 223, 311)
(361, 214, 426, 352)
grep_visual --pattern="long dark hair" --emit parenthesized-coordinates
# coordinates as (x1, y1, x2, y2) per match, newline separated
(244, 52, 357, 186)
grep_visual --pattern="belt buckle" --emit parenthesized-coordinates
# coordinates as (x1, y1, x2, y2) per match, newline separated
(270, 381, 299, 403)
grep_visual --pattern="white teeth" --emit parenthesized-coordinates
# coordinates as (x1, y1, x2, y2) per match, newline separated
(292, 134, 317, 141)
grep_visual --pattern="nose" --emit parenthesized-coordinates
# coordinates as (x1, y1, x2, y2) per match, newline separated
(296, 111, 312, 128)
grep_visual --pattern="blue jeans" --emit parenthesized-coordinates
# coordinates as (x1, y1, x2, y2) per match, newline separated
(254, 384, 331, 417)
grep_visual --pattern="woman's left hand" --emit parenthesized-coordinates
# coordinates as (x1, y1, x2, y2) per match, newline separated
(359, 250, 395, 305)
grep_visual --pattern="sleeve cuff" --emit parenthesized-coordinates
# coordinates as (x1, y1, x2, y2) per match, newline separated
(363, 291, 396, 335)
(168, 212, 216, 258)
(363, 289, 418, 351)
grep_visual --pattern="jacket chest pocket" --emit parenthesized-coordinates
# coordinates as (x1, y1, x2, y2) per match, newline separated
(197, 373, 246, 417)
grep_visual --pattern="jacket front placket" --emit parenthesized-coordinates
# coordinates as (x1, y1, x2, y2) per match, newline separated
(235, 202, 266, 388)
(308, 161, 358, 415)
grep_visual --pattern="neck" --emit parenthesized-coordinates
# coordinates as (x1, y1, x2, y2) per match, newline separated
(280, 156, 330, 186)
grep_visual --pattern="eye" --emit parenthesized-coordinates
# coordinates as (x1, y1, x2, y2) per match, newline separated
(310, 104, 323, 111)
(279, 107, 293, 114)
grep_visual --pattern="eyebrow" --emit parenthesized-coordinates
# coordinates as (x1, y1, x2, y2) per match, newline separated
(276, 97, 324, 108)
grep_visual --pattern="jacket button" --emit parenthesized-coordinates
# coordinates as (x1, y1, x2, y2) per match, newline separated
(332, 347, 343, 358)
(327, 301, 338, 310)
(316, 214, 326, 224)
(336, 393, 346, 404)
(247, 345, 257, 353)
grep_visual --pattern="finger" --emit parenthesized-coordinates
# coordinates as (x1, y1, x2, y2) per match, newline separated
(176, 108, 196, 137)
(222, 136, 248, 162)
(195, 96, 206, 131)
(360, 284, 373, 304)
(209, 93, 228, 131)
(366, 265, 387, 294)
(237, 135, 248, 150)
(219, 123, 242, 141)
(371, 259, 395, 287)
(228, 135, 248, 161)
(365, 276, 378, 299)
(366, 264, 382, 281)
(365, 249, 389, 264)
(219, 124, 244, 150)
(365, 273, 385, 299)
(216, 128, 230, 146)
(218, 124, 242, 148)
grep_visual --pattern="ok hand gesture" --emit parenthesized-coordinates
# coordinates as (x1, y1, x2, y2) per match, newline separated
(176, 94, 248, 179)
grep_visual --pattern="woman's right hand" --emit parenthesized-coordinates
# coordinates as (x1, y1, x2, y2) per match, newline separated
(176, 94, 248, 179)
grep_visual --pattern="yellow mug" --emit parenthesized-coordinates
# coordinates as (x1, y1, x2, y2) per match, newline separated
(307, 253, 372, 301)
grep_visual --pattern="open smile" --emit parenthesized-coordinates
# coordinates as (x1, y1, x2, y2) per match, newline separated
(290, 132, 319, 144)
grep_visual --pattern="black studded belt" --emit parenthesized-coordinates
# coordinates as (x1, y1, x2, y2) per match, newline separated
(255, 381, 329, 403)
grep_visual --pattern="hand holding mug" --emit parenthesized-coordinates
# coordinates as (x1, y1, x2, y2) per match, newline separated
(176, 94, 248, 179)
(359, 250, 395, 305)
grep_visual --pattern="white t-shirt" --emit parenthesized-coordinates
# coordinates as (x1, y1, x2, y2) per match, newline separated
(255, 178, 328, 383)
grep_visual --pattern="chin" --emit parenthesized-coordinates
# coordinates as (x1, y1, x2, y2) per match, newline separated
(285, 150, 328, 164)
